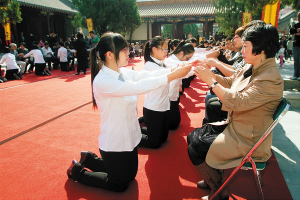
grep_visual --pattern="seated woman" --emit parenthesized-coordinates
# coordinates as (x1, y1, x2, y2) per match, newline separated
(0, 47, 22, 80)
(187, 24, 283, 200)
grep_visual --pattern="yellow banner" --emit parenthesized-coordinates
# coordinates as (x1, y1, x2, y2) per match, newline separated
(242, 12, 252, 26)
(3, 19, 11, 42)
(86, 18, 93, 33)
(262, 0, 280, 27)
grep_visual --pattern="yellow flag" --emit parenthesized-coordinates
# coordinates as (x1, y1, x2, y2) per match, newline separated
(3, 18, 11, 42)
(86, 18, 93, 33)
(242, 13, 252, 26)
(261, 0, 281, 28)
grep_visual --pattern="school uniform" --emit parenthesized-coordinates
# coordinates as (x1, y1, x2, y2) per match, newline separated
(73, 64, 171, 191)
(165, 54, 194, 129)
(57, 46, 69, 71)
(138, 56, 174, 148)
(25, 50, 48, 75)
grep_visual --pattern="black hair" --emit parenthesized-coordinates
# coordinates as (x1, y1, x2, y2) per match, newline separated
(144, 35, 167, 67)
(242, 24, 279, 59)
(31, 44, 39, 50)
(90, 32, 128, 109)
(171, 41, 195, 56)
(89, 31, 94, 34)
(20, 42, 26, 46)
(77, 31, 84, 39)
(244, 20, 266, 31)
(190, 38, 197, 44)
(3, 47, 10, 53)
(171, 39, 180, 50)
(44, 41, 49, 45)
(58, 42, 64, 47)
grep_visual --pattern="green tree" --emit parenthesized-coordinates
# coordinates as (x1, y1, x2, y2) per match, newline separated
(0, 0, 22, 25)
(281, 0, 300, 10)
(71, 0, 141, 36)
(162, 24, 173, 39)
(213, 0, 278, 37)
(183, 24, 199, 38)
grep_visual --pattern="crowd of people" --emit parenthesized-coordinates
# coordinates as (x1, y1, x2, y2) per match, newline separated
(0, 30, 100, 82)
(62, 20, 285, 200)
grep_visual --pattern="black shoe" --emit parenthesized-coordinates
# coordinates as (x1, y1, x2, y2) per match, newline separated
(79, 151, 97, 166)
(67, 159, 78, 178)
(84, 72, 86, 74)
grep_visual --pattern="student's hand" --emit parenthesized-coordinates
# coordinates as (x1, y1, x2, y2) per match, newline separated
(204, 58, 218, 68)
(168, 63, 192, 82)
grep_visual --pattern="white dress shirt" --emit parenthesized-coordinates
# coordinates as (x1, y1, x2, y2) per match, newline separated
(165, 54, 195, 101)
(41, 46, 53, 58)
(142, 56, 172, 111)
(93, 65, 171, 151)
(0, 53, 19, 70)
(24, 50, 45, 64)
(57, 47, 68, 62)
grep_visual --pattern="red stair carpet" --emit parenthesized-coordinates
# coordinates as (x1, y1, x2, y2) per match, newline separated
(0, 57, 292, 200)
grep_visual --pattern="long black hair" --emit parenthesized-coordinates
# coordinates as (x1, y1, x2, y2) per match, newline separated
(144, 35, 167, 67)
(171, 41, 195, 56)
(90, 32, 128, 109)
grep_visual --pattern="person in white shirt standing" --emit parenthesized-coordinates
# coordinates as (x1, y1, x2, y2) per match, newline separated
(57, 42, 69, 71)
(25, 44, 50, 76)
(0, 47, 22, 80)
(66, 32, 191, 192)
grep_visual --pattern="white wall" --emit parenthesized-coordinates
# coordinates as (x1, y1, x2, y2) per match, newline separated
(125, 22, 152, 41)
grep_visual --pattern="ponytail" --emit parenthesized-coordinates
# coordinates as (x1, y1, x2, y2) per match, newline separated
(90, 46, 102, 109)
(144, 35, 167, 67)
(90, 32, 128, 109)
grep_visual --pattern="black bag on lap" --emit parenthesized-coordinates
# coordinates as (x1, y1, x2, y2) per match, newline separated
(188, 124, 227, 159)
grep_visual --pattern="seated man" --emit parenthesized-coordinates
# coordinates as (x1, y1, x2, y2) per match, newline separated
(17, 42, 34, 74)
(57, 42, 69, 71)
(41, 42, 56, 70)
(9, 43, 26, 74)
(66, 43, 75, 70)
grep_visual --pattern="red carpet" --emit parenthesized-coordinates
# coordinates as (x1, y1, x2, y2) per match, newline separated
(0, 57, 292, 200)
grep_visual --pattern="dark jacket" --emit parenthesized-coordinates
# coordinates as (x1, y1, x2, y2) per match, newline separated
(75, 38, 88, 58)
(290, 23, 300, 47)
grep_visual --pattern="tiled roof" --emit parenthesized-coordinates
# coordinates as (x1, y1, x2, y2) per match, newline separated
(14, 0, 77, 14)
(138, 2, 215, 18)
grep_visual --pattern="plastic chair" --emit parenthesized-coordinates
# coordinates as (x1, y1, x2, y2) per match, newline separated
(210, 97, 290, 200)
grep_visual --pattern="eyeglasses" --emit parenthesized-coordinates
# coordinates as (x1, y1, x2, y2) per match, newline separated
(183, 55, 192, 61)
(157, 47, 168, 53)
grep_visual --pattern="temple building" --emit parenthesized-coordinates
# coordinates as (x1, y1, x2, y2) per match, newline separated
(127, 0, 215, 42)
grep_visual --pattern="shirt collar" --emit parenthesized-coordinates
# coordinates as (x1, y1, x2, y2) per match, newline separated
(150, 55, 164, 67)
(101, 64, 120, 80)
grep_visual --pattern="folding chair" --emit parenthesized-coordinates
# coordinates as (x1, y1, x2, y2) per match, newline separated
(210, 97, 290, 200)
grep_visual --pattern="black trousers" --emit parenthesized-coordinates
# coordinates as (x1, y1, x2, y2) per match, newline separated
(168, 98, 181, 130)
(75, 147, 138, 192)
(5, 69, 22, 80)
(34, 63, 47, 75)
(206, 97, 227, 123)
(138, 107, 169, 148)
(77, 57, 88, 73)
(60, 62, 69, 71)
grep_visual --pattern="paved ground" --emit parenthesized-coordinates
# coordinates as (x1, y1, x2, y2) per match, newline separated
(273, 58, 300, 200)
